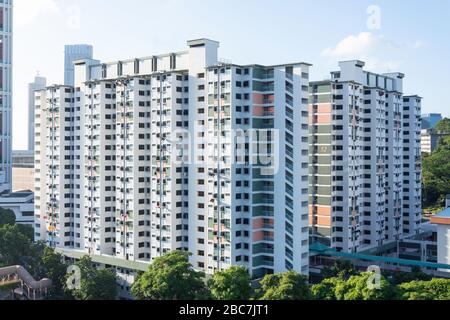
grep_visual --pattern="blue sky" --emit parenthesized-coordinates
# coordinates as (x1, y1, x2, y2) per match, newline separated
(13, 0, 450, 149)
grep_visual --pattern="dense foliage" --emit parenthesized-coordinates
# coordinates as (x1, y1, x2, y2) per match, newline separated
(383, 267, 432, 286)
(398, 278, 450, 300)
(208, 266, 252, 300)
(434, 118, 450, 133)
(2, 212, 450, 301)
(322, 259, 358, 280)
(67, 256, 118, 300)
(422, 119, 450, 209)
(131, 253, 450, 301)
(0, 208, 16, 227)
(131, 251, 210, 300)
(0, 216, 116, 300)
(257, 271, 310, 300)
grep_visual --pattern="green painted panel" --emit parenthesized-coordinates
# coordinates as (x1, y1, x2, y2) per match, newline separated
(252, 255, 274, 267)
(253, 118, 274, 129)
(318, 155, 331, 164)
(317, 166, 331, 175)
(318, 186, 332, 195)
(317, 135, 331, 144)
(252, 206, 274, 217)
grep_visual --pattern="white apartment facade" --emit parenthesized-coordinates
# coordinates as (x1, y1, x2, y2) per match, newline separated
(402, 96, 422, 235)
(309, 60, 422, 253)
(0, 0, 12, 193)
(35, 39, 311, 289)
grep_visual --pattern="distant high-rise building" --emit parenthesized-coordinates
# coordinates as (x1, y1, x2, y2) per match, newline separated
(28, 75, 46, 152)
(421, 113, 442, 130)
(64, 44, 93, 86)
(308, 60, 422, 253)
(0, 0, 13, 193)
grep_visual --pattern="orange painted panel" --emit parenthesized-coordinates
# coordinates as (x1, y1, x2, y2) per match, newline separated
(253, 93, 264, 105)
(310, 205, 332, 216)
(253, 231, 264, 242)
(253, 218, 273, 229)
(431, 217, 450, 225)
(253, 93, 274, 105)
(253, 231, 274, 242)
(253, 106, 274, 117)
(317, 206, 332, 216)
(316, 216, 332, 227)
(317, 114, 332, 124)
(317, 104, 332, 113)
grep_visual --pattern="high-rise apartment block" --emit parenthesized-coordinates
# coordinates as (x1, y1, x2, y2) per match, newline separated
(35, 39, 311, 286)
(64, 44, 93, 86)
(402, 96, 423, 235)
(0, 0, 13, 193)
(308, 60, 422, 253)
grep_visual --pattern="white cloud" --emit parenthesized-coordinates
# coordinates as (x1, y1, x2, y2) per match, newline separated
(321, 32, 428, 67)
(321, 32, 405, 73)
(14, 0, 61, 28)
(321, 32, 393, 58)
(412, 40, 428, 49)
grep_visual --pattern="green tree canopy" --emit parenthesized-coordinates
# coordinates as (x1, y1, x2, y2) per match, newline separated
(131, 251, 209, 300)
(435, 118, 450, 133)
(67, 256, 117, 300)
(333, 272, 398, 300)
(208, 266, 251, 300)
(422, 135, 450, 208)
(322, 259, 358, 280)
(0, 224, 32, 266)
(399, 278, 450, 300)
(16, 224, 34, 242)
(311, 277, 340, 300)
(36, 246, 71, 299)
(0, 208, 16, 226)
(80, 269, 118, 300)
(258, 271, 310, 300)
(383, 267, 432, 286)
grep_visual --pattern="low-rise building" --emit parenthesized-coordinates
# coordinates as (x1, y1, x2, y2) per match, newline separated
(430, 205, 450, 272)
(421, 128, 449, 154)
(0, 190, 34, 225)
(12, 151, 35, 192)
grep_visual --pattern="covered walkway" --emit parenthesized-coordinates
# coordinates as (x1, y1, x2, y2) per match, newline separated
(0, 265, 52, 300)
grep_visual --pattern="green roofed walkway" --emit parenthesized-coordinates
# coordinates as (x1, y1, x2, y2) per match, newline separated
(55, 248, 151, 272)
